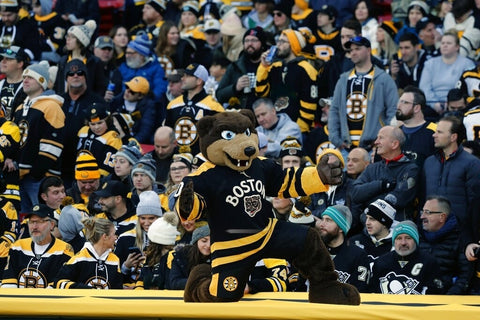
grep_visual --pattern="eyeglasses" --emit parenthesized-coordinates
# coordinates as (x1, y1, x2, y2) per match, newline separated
(273, 11, 284, 17)
(171, 166, 188, 172)
(276, 39, 288, 45)
(398, 99, 415, 106)
(28, 219, 51, 225)
(420, 209, 444, 215)
(244, 38, 260, 44)
(125, 51, 138, 56)
(66, 70, 86, 77)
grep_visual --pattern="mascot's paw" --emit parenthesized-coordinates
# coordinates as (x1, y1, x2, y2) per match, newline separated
(317, 155, 342, 185)
(184, 264, 215, 302)
(309, 281, 361, 305)
(178, 179, 195, 220)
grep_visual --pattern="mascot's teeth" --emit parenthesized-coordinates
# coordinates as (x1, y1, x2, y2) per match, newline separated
(236, 160, 249, 167)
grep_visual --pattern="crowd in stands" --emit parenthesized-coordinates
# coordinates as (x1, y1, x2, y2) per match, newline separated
(0, 0, 480, 296)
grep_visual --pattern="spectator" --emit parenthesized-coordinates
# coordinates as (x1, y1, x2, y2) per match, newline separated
(328, 36, 397, 153)
(157, 69, 185, 125)
(95, 180, 137, 237)
(314, 5, 342, 61)
(60, 59, 105, 186)
(0, 46, 28, 120)
(354, 0, 378, 46)
(370, 220, 440, 294)
(272, 0, 293, 40)
(165, 150, 193, 209)
(109, 76, 158, 144)
(109, 25, 129, 66)
(37, 176, 65, 238)
(351, 126, 419, 221)
(164, 63, 224, 154)
(0, 0, 41, 60)
(0, 191, 19, 279)
(350, 199, 396, 266)
(195, 19, 223, 70)
(419, 30, 475, 115)
(129, 0, 166, 43)
(1, 204, 74, 288)
(54, 217, 123, 289)
(242, 0, 275, 32)
(219, 9, 247, 62)
(130, 153, 166, 208)
(137, 211, 179, 289)
(110, 143, 142, 190)
(309, 0, 356, 28)
(149, 126, 178, 185)
(13, 61, 65, 214)
(93, 36, 123, 100)
(256, 29, 319, 134)
(396, 86, 437, 169)
(54, 20, 107, 96)
(291, 0, 316, 31)
(418, 195, 473, 295)
(457, 64, 480, 105)
(119, 33, 168, 100)
(155, 21, 196, 74)
(58, 204, 88, 253)
(66, 153, 101, 208)
(77, 103, 122, 177)
(445, 88, 468, 117)
(216, 27, 266, 110)
(416, 16, 440, 60)
(372, 21, 399, 70)
(317, 205, 370, 292)
(390, 32, 428, 90)
(422, 116, 480, 230)
(253, 98, 302, 159)
(169, 224, 211, 290)
(395, 1, 429, 43)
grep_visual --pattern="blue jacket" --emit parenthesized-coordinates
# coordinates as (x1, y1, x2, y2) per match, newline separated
(328, 65, 398, 150)
(119, 57, 167, 100)
(422, 146, 480, 227)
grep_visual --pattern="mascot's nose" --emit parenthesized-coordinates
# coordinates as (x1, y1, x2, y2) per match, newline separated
(244, 146, 256, 157)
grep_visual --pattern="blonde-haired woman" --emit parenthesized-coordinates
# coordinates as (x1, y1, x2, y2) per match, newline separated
(54, 217, 123, 289)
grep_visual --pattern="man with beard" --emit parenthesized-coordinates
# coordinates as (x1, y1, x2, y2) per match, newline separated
(216, 27, 266, 110)
(397, 86, 436, 169)
(316, 205, 370, 292)
(370, 220, 440, 294)
(257, 29, 319, 134)
(119, 34, 167, 101)
(1, 204, 73, 288)
(149, 126, 177, 184)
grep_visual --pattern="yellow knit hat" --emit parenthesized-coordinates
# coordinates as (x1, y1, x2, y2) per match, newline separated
(281, 29, 307, 56)
(75, 153, 100, 180)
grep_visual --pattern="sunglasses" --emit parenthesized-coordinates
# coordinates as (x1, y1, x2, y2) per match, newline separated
(67, 70, 86, 77)
(126, 87, 140, 95)
(273, 11, 284, 17)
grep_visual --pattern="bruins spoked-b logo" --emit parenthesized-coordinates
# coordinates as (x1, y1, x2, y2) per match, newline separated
(18, 268, 48, 288)
(174, 117, 197, 146)
(223, 276, 238, 292)
(18, 120, 29, 148)
(346, 93, 367, 121)
(86, 276, 110, 289)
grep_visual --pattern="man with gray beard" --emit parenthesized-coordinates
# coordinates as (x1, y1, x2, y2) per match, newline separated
(118, 33, 167, 100)
(1, 204, 73, 287)
(396, 85, 436, 169)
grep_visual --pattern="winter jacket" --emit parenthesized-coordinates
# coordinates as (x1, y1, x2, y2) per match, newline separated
(119, 57, 168, 100)
(256, 113, 302, 158)
(328, 65, 398, 150)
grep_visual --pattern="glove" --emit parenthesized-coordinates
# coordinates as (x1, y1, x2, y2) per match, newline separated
(317, 154, 342, 185)
(178, 179, 195, 220)
(381, 179, 396, 191)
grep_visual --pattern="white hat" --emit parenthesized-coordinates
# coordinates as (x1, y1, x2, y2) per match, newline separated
(23, 60, 50, 90)
(147, 212, 180, 245)
(68, 20, 97, 47)
(204, 19, 221, 33)
(136, 190, 164, 217)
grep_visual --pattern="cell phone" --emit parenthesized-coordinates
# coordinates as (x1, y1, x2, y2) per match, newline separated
(128, 246, 142, 255)
(474, 247, 480, 258)
(393, 53, 402, 64)
(265, 46, 277, 64)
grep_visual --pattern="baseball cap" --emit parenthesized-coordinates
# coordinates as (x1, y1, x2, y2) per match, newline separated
(0, 46, 29, 62)
(125, 76, 150, 95)
(184, 63, 209, 82)
(345, 35, 371, 49)
(204, 19, 221, 33)
(94, 36, 114, 49)
(166, 69, 185, 82)
(317, 4, 338, 20)
(95, 180, 128, 198)
(26, 204, 56, 219)
(415, 16, 434, 34)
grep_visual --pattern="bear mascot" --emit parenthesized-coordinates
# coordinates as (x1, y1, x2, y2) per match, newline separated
(174, 110, 360, 305)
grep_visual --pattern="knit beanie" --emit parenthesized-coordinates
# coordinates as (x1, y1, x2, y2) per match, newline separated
(172, 148, 193, 170)
(127, 33, 152, 57)
(408, 0, 429, 17)
(317, 148, 344, 168)
(192, 152, 207, 168)
(182, 0, 200, 16)
(190, 224, 210, 244)
(68, 20, 97, 47)
(64, 59, 88, 79)
(0, 0, 18, 12)
(23, 60, 50, 90)
(243, 27, 267, 49)
(281, 29, 306, 56)
(136, 190, 164, 217)
(58, 205, 85, 242)
(321, 205, 352, 234)
(115, 143, 142, 166)
(288, 201, 315, 226)
(148, 211, 180, 245)
(131, 153, 156, 182)
(274, 0, 294, 19)
(75, 153, 100, 180)
(364, 199, 396, 228)
(392, 220, 419, 245)
(146, 0, 166, 14)
(112, 112, 134, 136)
(220, 10, 245, 36)
(86, 102, 109, 122)
(380, 21, 399, 40)
(279, 136, 303, 159)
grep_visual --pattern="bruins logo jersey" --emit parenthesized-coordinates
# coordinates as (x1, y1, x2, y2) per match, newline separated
(457, 67, 480, 103)
(463, 107, 480, 141)
(346, 68, 374, 147)
(314, 29, 341, 62)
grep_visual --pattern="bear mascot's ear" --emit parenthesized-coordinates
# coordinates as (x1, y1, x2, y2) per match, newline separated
(197, 115, 217, 138)
(239, 109, 256, 128)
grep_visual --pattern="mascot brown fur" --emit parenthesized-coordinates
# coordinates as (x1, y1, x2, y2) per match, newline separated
(176, 110, 360, 305)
